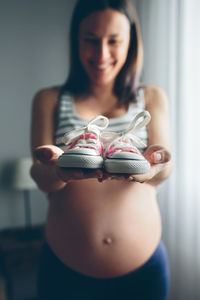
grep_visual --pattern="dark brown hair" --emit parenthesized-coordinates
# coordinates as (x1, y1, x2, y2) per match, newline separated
(63, 0, 143, 104)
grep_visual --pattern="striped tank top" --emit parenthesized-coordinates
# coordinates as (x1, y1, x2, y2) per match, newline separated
(54, 88, 148, 152)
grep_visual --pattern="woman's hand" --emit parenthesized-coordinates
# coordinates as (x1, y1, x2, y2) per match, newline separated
(100, 145, 172, 185)
(127, 145, 172, 184)
(33, 144, 171, 187)
(34, 145, 103, 183)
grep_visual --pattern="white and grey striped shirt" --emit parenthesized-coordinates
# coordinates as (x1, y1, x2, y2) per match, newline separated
(54, 88, 148, 152)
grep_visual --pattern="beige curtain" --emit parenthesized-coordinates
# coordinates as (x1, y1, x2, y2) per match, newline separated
(134, 0, 200, 299)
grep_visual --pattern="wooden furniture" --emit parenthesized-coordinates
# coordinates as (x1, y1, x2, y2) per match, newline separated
(0, 225, 44, 300)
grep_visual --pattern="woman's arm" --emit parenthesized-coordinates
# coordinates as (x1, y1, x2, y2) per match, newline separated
(30, 88, 68, 192)
(30, 88, 103, 193)
(129, 85, 173, 186)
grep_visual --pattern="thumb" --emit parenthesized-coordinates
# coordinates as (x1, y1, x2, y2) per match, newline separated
(143, 145, 171, 164)
(151, 150, 171, 164)
(34, 145, 63, 165)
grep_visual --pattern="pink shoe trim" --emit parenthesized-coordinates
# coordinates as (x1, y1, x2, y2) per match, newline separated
(106, 145, 142, 158)
(68, 133, 103, 155)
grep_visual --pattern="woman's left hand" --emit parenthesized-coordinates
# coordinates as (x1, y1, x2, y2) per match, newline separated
(100, 145, 171, 184)
(127, 145, 171, 183)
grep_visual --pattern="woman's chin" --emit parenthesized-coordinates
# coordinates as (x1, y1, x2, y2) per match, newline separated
(89, 76, 115, 88)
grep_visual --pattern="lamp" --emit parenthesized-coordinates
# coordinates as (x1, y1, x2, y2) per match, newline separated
(10, 157, 37, 227)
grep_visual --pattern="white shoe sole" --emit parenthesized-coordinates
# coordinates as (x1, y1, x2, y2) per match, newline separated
(58, 153, 103, 169)
(104, 158, 150, 174)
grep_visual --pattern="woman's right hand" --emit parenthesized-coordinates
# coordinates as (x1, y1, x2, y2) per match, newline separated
(34, 145, 103, 183)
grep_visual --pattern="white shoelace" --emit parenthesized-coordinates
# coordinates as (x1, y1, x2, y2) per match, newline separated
(102, 111, 151, 151)
(57, 115, 109, 150)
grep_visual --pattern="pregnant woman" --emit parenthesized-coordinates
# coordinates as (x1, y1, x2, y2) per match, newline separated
(31, 0, 172, 299)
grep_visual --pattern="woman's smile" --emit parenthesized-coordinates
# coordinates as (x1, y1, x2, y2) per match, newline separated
(88, 60, 115, 74)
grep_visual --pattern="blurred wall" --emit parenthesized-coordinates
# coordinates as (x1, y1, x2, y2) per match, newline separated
(0, 0, 76, 228)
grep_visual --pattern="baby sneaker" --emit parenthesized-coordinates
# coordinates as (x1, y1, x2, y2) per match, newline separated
(102, 111, 151, 174)
(57, 115, 109, 169)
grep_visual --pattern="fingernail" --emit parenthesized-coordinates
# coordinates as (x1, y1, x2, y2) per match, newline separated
(154, 152, 162, 163)
(35, 149, 52, 161)
(128, 176, 136, 182)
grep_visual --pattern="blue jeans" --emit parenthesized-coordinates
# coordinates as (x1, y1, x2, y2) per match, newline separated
(38, 240, 170, 300)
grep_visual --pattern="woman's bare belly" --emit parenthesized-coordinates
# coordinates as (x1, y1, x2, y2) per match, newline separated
(46, 179, 161, 278)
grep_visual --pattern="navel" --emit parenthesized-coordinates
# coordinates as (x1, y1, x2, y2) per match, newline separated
(103, 237, 113, 245)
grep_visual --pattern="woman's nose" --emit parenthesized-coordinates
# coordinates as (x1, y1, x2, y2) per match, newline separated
(95, 41, 110, 61)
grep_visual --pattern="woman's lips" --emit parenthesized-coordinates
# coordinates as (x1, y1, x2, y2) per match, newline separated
(90, 62, 115, 72)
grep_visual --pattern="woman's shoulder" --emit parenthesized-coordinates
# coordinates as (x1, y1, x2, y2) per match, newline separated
(142, 84, 169, 111)
(32, 86, 60, 110)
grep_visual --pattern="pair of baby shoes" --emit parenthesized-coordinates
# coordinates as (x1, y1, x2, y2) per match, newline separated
(57, 111, 151, 174)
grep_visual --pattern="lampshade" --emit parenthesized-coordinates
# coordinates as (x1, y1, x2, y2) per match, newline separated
(11, 157, 37, 190)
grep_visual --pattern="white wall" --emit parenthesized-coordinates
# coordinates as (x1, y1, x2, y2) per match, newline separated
(0, 0, 76, 229)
